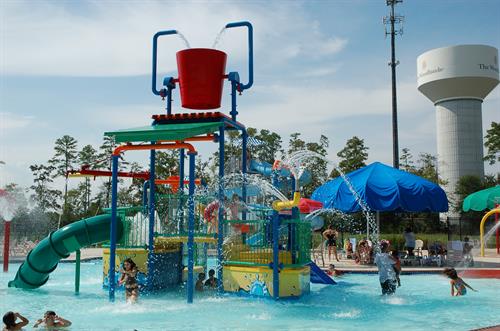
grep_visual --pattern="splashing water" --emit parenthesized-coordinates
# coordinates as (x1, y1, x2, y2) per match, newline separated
(305, 208, 366, 234)
(211, 27, 226, 49)
(0, 193, 21, 221)
(177, 32, 191, 49)
(280, 150, 379, 244)
(335, 167, 379, 244)
(208, 173, 288, 202)
(482, 220, 500, 252)
(279, 150, 325, 186)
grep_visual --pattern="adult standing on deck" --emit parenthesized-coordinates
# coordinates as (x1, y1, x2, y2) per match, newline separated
(323, 225, 340, 262)
(374, 241, 397, 295)
(404, 227, 416, 257)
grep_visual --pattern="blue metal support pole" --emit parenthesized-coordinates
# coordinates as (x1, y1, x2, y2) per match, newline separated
(241, 130, 248, 213)
(272, 212, 280, 300)
(152, 30, 178, 96)
(142, 180, 149, 214)
(108, 154, 119, 301)
(187, 151, 197, 303)
(291, 206, 299, 264)
(224, 22, 254, 91)
(271, 171, 280, 300)
(241, 130, 248, 244)
(230, 81, 238, 121)
(166, 87, 173, 115)
(179, 148, 185, 233)
(147, 149, 156, 291)
(217, 126, 225, 293)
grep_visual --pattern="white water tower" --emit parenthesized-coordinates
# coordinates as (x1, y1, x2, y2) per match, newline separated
(417, 45, 499, 217)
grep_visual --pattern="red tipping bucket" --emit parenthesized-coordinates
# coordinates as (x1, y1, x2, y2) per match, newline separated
(176, 48, 227, 110)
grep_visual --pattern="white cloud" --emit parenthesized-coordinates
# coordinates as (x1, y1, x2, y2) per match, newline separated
(0, 1, 347, 77)
(0, 112, 35, 130)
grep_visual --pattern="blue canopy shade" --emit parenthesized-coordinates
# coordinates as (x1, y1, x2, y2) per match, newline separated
(312, 162, 448, 213)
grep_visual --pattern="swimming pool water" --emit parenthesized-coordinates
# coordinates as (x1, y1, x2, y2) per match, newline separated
(1, 261, 499, 331)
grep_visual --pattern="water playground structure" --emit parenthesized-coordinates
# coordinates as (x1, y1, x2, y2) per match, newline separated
(7, 21, 335, 303)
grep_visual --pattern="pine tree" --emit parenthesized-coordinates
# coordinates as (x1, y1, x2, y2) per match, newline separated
(400, 147, 416, 173)
(49, 135, 78, 221)
(29, 164, 62, 213)
(78, 144, 99, 212)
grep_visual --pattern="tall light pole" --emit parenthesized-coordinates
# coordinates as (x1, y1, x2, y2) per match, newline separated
(384, 0, 404, 168)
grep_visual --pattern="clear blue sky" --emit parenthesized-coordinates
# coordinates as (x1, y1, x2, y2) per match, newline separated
(1, 0, 499, 188)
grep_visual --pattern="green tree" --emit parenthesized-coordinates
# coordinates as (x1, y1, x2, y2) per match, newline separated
(49, 135, 78, 220)
(78, 144, 99, 213)
(29, 164, 62, 213)
(286, 133, 330, 197)
(484, 121, 500, 165)
(288, 132, 306, 153)
(400, 147, 416, 173)
(415, 153, 442, 184)
(96, 136, 128, 207)
(156, 150, 180, 194)
(252, 128, 283, 164)
(330, 136, 369, 177)
(128, 161, 145, 204)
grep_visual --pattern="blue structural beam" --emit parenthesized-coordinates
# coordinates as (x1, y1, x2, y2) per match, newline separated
(152, 30, 178, 96)
(271, 172, 280, 300)
(147, 149, 156, 291)
(217, 126, 225, 293)
(187, 151, 197, 303)
(224, 22, 253, 91)
(108, 154, 119, 301)
(241, 130, 247, 219)
(179, 148, 185, 233)
(241, 130, 248, 244)
(142, 180, 149, 213)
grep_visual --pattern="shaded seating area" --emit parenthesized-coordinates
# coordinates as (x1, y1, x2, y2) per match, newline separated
(312, 162, 449, 266)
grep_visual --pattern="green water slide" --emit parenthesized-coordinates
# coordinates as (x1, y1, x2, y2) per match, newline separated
(8, 214, 123, 289)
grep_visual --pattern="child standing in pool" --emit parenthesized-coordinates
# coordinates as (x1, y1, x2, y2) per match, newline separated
(444, 268, 477, 296)
(391, 250, 401, 287)
(196, 272, 206, 292)
(119, 258, 139, 303)
(204, 269, 218, 289)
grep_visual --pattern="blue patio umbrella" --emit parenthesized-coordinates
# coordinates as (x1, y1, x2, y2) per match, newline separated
(312, 162, 448, 213)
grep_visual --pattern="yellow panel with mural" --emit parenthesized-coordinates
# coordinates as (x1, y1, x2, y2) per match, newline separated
(223, 265, 310, 298)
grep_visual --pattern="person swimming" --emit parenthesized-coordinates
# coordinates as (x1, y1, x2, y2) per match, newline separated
(33, 311, 71, 329)
(3, 312, 29, 331)
(326, 264, 344, 277)
(119, 258, 139, 303)
(443, 268, 477, 296)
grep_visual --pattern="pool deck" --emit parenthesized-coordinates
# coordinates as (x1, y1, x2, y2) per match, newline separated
(314, 248, 500, 274)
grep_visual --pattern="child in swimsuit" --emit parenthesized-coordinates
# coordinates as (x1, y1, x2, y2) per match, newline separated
(391, 250, 401, 287)
(196, 273, 206, 292)
(326, 264, 344, 277)
(443, 268, 477, 296)
(33, 311, 71, 329)
(119, 258, 139, 303)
